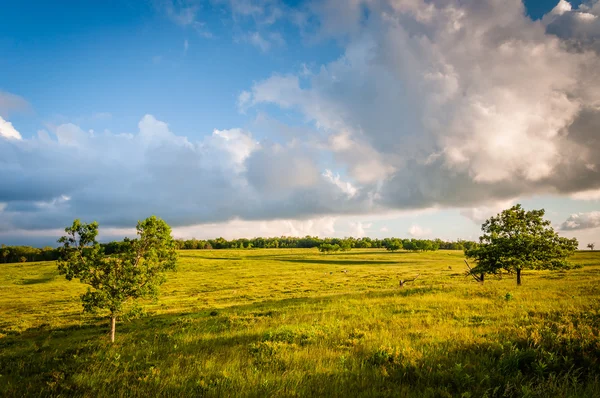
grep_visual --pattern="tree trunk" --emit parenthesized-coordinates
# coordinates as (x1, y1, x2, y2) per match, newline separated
(110, 316, 116, 343)
(516, 269, 522, 286)
(480, 274, 485, 284)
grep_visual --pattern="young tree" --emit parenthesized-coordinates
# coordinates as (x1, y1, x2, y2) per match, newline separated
(587, 243, 595, 251)
(57, 216, 177, 342)
(465, 204, 578, 285)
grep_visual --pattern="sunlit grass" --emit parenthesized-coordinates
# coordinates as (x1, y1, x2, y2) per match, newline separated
(1, 249, 599, 397)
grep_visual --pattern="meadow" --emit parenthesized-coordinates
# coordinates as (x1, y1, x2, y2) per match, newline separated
(1, 249, 599, 397)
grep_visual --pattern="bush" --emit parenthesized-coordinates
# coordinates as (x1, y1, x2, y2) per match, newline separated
(319, 243, 341, 253)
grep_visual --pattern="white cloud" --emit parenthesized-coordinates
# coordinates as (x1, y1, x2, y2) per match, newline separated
(0, 114, 364, 233)
(174, 216, 336, 240)
(460, 199, 516, 224)
(0, 91, 30, 118)
(243, 0, 600, 210)
(228, 0, 285, 25)
(163, 2, 198, 26)
(158, 1, 212, 37)
(238, 90, 252, 112)
(247, 32, 271, 52)
(348, 221, 371, 238)
(561, 211, 600, 230)
(551, 0, 572, 16)
(0, 116, 22, 140)
(544, 0, 600, 52)
(408, 224, 431, 238)
(570, 188, 600, 200)
(205, 128, 259, 171)
(322, 169, 357, 198)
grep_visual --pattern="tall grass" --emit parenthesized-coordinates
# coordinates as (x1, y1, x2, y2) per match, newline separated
(1, 249, 599, 397)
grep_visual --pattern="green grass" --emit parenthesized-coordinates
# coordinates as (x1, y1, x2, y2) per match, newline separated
(1, 249, 600, 397)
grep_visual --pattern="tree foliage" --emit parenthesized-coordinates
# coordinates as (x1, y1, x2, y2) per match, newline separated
(465, 205, 578, 285)
(319, 243, 341, 253)
(386, 240, 403, 252)
(0, 244, 59, 263)
(57, 216, 177, 342)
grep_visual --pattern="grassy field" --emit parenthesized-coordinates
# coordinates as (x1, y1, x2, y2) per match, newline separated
(1, 249, 599, 397)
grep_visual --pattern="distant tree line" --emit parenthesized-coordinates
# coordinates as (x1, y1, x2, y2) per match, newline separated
(170, 236, 478, 252)
(1, 237, 479, 263)
(0, 245, 60, 263)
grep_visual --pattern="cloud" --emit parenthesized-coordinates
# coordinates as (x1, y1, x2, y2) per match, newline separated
(0, 116, 22, 140)
(460, 199, 516, 224)
(238, 90, 252, 112)
(228, 0, 285, 25)
(246, 32, 271, 52)
(158, 0, 212, 37)
(322, 169, 357, 198)
(0, 91, 30, 118)
(570, 188, 600, 200)
(161, 1, 199, 26)
(0, 114, 366, 233)
(174, 216, 336, 240)
(224, 0, 292, 51)
(561, 211, 600, 230)
(243, 0, 600, 211)
(544, 0, 600, 51)
(348, 221, 371, 238)
(6, 0, 600, 239)
(242, 31, 285, 52)
(408, 224, 431, 238)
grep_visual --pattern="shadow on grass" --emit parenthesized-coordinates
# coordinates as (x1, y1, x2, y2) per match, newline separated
(20, 273, 57, 285)
(275, 259, 399, 266)
(179, 253, 303, 261)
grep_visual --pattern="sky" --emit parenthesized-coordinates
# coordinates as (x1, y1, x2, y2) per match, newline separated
(1, 0, 600, 247)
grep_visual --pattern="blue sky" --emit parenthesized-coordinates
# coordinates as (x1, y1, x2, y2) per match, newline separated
(1, 0, 600, 247)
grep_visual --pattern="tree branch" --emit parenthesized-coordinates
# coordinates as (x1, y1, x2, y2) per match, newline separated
(464, 259, 483, 282)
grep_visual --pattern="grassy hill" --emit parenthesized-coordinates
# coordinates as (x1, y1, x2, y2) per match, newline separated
(1, 249, 599, 397)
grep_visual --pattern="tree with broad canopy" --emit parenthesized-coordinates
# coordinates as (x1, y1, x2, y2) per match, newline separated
(57, 216, 177, 342)
(465, 204, 578, 286)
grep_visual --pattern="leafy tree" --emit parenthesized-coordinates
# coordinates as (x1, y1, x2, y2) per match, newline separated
(355, 238, 372, 248)
(19, 256, 27, 263)
(588, 243, 595, 251)
(57, 216, 177, 342)
(386, 240, 403, 252)
(1, 248, 8, 263)
(465, 204, 578, 285)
